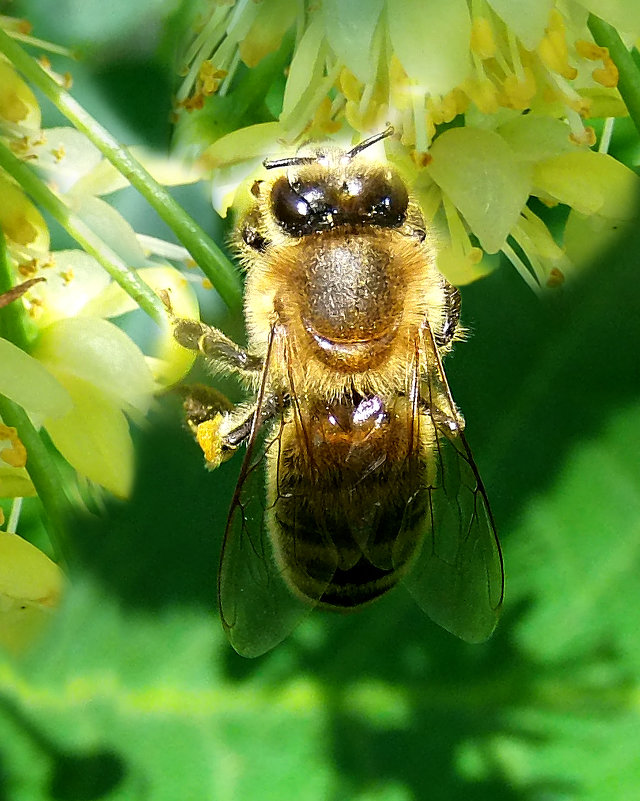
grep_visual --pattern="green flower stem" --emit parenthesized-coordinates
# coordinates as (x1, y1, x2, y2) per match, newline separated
(588, 14, 640, 138)
(0, 27, 243, 311)
(0, 140, 165, 324)
(0, 233, 31, 353)
(0, 232, 72, 566)
(0, 394, 73, 567)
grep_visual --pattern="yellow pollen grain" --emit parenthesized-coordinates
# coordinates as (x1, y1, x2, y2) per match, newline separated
(468, 247, 483, 265)
(547, 267, 565, 288)
(592, 58, 618, 88)
(201, 278, 213, 290)
(568, 95, 592, 117)
(339, 68, 362, 103)
(575, 40, 606, 61)
(503, 67, 536, 109)
(196, 416, 225, 468)
(26, 297, 44, 319)
(18, 259, 38, 277)
(470, 16, 496, 60)
(4, 214, 37, 247)
(60, 269, 74, 285)
(51, 145, 65, 162)
(0, 425, 27, 469)
(199, 60, 215, 79)
(569, 126, 596, 147)
(461, 77, 499, 114)
(312, 96, 341, 134)
(411, 150, 432, 168)
(575, 40, 618, 87)
(539, 9, 577, 80)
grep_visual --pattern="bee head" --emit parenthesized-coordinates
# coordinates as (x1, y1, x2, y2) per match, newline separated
(264, 128, 409, 237)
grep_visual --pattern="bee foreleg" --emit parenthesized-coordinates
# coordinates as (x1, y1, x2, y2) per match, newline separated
(172, 317, 263, 376)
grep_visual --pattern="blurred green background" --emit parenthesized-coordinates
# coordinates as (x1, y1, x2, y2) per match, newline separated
(2, 1, 640, 799)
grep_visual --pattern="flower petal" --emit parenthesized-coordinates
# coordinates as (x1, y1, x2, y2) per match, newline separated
(27, 250, 111, 326)
(427, 127, 531, 253)
(0, 175, 49, 253)
(200, 121, 283, 170)
(75, 147, 203, 196)
(0, 531, 63, 653)
(387, 0, 471, 95)
(67, 195, 147, 267)
(533, 150, 640, 218)
(34, 317, 155, 415)
(281, 11, 327, 120)
(486, 0, 554, 49)
(498, 115, 575, 163)
(31, 127, 102, 194)
(575, 0, 640, 37)
(0, 61, 40, 132)
(0, 530, 62, 606)
(564, 208, 638, 271)
(239, 0, 298, 68)
(436, 244, 496, 285)
(81, 266, 199, 386)
(42, 371, 134, 498)
(323, 0, 385, 83)
(0, 468, 36, 498)
(0, 337, 72, 419)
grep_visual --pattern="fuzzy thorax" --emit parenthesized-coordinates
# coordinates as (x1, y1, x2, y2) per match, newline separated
(243, 225, 445, 400)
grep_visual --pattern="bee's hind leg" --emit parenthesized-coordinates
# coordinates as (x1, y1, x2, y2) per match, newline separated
(167, 307, 286, 468)
(180, 390, 287, 470)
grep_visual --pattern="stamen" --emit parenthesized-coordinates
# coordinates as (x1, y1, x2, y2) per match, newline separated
(502, 241, 541, 294)
(598, 117, 615, 154)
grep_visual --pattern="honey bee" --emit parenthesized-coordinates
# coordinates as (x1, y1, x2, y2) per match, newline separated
(172, 128, 504, 657)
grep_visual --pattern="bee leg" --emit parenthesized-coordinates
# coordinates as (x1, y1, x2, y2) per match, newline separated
(435, 282, 461, 349)
(192, 392, 288, 469)
(175, 383, 234, 432)
(172, 317, 263, 377)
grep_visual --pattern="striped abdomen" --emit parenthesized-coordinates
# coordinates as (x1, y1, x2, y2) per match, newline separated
(267, 396, 429, 609)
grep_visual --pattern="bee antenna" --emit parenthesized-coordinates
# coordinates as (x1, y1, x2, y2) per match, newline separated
(263, 155, 316, 170)
(347, 126, 395, 159)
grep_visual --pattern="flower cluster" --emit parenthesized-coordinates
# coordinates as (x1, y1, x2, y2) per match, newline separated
(0, 21, 204, 646)
(0, 52, 200, 499)
(177, 0, 640, 290)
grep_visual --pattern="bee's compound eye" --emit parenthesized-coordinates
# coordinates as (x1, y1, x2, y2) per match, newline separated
(270, 177, 311, 235)
(369, 173, 409, 226)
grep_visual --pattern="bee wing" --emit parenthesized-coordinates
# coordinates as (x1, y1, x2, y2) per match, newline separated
(401, 328, 504, 643)
(218, 424, 315, 658)
(218, 327, 330, 658)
